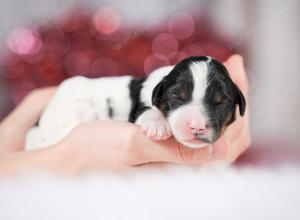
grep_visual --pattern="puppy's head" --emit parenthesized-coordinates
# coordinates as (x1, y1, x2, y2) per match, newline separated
(152, 56, 246, 148)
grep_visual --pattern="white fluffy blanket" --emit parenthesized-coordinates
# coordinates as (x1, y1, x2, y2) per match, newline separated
(1, 167, 300, 219)
(1, 146, 300, 220)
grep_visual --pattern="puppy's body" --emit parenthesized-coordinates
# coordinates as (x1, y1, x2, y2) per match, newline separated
(26, 67, 172, 149)
(26, 56, 245, 150)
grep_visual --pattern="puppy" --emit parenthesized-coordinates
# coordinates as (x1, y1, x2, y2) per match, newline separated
(26, 56, 245, 150)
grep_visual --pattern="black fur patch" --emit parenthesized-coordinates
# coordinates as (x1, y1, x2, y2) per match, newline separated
(106, 98, 114, 118)
(128, 77, 150, 122)
(203, 58, 246, 141)
(152, 56, 208, 116)
(34, 117, 40, 127)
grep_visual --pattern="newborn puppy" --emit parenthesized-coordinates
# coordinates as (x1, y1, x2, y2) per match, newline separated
(26, 56, 245, 149)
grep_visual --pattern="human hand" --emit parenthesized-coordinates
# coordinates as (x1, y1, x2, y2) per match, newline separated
(0, 54, 250, 174)
(0, 87, 56, 154)
(215, 54, 251, 163)
(57, 54, 250, 173)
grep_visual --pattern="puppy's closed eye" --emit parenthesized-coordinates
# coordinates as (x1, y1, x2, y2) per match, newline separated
(171, 88, 189, 100)
(179, 89, 188, 99)
(213, 92, 226, 105)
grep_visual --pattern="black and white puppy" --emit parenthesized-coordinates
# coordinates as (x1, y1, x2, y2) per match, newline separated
(25, 56, 245, 150)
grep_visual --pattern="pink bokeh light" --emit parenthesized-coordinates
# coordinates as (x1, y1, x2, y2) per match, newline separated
(168, 12, 195, 40)
(93, 6, 121, 35)
(152, 33, 179, 60)
(1, 7, 236, 108)
(7, 28, 42, 56)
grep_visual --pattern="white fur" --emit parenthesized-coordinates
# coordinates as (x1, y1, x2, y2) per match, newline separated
(136, 108, 171, 140)
(188, 60, 211, 122)
(189, 61, 209, 105)
(26, 76, 133, 149)
(138, 61, 213, 146)
(1, 166, 300, 220)
(26, 66, 178, 149)
(135, 66, 174, 140)
(25, 61, 215, 149)
(140, 65, 174, 106)
(167, 60, 213, 148)
(168, 105, 210, 149)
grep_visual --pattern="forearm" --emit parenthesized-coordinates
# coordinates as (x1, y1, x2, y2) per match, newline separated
(0, 143, 78, 176)
(0, 88, 56, 154)
(0, 107, 35, 153)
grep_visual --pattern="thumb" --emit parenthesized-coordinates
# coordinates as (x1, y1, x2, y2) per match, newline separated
(223, 54, 249, 96)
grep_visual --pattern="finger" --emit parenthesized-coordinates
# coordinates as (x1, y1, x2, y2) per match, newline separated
(210, 116, 250, 163)
(223, 123, 251, 164)
(223, 54, 249, 96)
(210, 137, 230, 160)
(19, 87, 57, 125)
(131, 130, 211, 164)
(212, 97, 251, 162)
(21, 87, 56, 113)
(221, 54, 250, 141)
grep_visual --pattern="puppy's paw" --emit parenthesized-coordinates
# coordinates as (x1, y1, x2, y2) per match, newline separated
(141, 119, 172, 140)
(136, 108, 172, 140)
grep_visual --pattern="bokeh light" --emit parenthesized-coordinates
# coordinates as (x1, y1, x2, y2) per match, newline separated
(1, 7, 236, 107)
(93, 6, 121, 35)
(168, 12, 195, 40)
(152, 33, 179, 60)
(7, 27, 42, 55)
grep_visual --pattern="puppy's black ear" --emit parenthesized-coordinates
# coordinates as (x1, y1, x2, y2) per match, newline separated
(233, 83, 246, 116)
(152, 80, 165, 107)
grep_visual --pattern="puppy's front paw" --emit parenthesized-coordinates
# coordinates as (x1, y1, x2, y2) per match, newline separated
(136, 108, 172, 141)
(141, 119, 172, 140)
(141, 119, 172, 141)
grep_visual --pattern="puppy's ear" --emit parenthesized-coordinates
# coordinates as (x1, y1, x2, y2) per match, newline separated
(233, 83, 246, 116)
(152, 80, 165, 107)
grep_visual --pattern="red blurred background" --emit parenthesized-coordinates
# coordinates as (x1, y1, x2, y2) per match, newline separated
(0, 6, 240, 106)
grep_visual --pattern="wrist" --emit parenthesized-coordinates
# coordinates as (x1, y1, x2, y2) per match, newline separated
(49, 138, 86, 175)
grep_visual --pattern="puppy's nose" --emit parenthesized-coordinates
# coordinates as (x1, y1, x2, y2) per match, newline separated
(188, 121, 207, 135)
